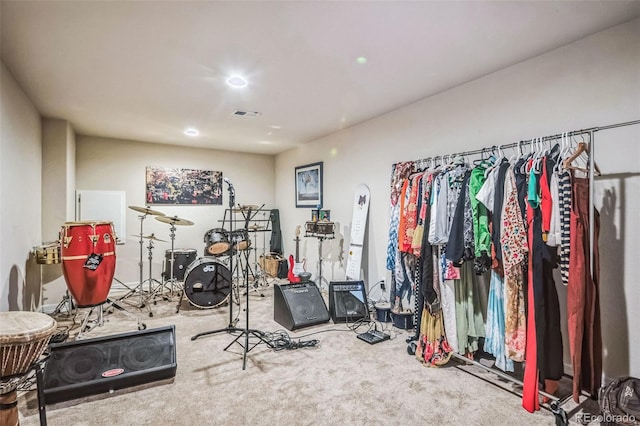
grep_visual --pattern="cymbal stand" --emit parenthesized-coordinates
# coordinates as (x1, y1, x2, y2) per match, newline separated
(165, 222, 182, 305)
(142, 238, 164, 317)
(116, 213, 150, 310)
(192, 180, 271, 370)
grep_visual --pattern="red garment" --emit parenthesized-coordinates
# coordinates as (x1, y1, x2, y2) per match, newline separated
(522, 193, 540, 413)
(540, 159, 552, 235)
(397, 179, 410, 251)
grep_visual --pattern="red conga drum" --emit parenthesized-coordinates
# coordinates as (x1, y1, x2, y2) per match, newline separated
(61, 221, 116, 307)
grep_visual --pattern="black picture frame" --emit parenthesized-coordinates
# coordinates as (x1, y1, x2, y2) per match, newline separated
(295, 162, 323, 208)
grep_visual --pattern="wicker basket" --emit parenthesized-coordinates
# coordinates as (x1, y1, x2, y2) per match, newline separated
(259, 253, 285, 277)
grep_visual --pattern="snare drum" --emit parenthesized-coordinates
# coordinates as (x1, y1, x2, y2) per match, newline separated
(164, 249, 197, 281)
(35, 241, 61, 264)
(61, 221, 116, 307)
(183, 258, 232, 308)
(1, 312, 57, 425)
(204, 228, 230, 256)
(230, 229, 251, 251)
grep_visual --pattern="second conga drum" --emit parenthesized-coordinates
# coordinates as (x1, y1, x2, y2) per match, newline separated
(61, 221, 116, 307)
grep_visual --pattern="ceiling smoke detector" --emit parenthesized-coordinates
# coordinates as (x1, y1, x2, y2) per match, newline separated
(233, 110, 262, 117)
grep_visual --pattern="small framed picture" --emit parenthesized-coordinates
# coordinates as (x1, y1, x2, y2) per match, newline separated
(311, 209, 320, 222)
(295, 162, 323, 208)
(319, 209, 331, 221)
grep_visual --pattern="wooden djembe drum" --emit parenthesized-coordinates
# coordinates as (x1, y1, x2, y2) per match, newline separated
(0, 311, 57, 426)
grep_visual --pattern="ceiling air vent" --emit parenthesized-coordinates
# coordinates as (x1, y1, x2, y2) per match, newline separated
(233, 110, 262, 117)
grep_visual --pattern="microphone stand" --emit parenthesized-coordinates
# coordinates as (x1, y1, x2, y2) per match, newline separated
(191, 181, 271, 370)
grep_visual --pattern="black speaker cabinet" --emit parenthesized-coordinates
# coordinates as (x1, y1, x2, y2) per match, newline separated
(42, 325, 176, 404)
(273, 282, 330, 330)
(329, 281, 369, 323)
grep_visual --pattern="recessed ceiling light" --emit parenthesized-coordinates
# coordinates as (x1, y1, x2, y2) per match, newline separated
(226, 75, 248, 88)
(356, 56, 368, 65)
(269, 125, 281, 130)
(184, 128, 199, 136)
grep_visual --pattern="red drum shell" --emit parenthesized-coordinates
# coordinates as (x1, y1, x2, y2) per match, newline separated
(61, 221, 116, 307)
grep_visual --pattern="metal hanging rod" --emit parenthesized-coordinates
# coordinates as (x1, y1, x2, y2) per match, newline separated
(402, 119, 640, 166)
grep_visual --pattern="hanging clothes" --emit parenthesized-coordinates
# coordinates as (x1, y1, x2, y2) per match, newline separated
(454, 261, 485, 355)
(469, 164, 492, 273)
(500, 167, 527, 362)
(567, 173, 602, 402)
(386, 162, 413, 271)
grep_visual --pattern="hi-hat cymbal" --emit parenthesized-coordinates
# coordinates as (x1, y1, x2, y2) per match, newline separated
(155, 215, 194, 226)
(238, 204, 260, 211)
(248, 224, 265, 230)
(129, 205, 166, 216)
(132, 233, 167, 242)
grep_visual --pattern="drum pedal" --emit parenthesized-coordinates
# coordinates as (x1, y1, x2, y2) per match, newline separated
(50, 327, 69, 344)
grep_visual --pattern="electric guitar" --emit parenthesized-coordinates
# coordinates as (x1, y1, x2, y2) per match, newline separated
(288, 225, 306, 283)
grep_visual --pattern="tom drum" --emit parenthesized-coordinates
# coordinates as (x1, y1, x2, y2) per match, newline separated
(204, 228, 230, 256)
(230, 229, 251, 251)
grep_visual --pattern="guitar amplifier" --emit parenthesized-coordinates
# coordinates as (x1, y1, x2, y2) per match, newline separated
(273, 282, 330, 330)
(329, 281, 369, 323)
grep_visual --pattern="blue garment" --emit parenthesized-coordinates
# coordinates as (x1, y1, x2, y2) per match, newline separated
(484, 270, 514, 372)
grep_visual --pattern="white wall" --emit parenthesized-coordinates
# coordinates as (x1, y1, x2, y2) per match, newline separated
(0, 61, 42, 311)
(75, 136, 276, 290)
(40, 118, 76, 306)
(275, 19, 640, 379)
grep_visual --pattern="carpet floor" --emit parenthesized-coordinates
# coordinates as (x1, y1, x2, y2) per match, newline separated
(17, 279, 566, 425)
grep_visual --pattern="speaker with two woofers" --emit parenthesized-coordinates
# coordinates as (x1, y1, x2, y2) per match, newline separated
(329, 280, 369, 323)
(273, 282, 330, 330)
(42, 325, 176, 404)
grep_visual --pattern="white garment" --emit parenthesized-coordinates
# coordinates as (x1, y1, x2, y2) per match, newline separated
(431, 172, 450, 244)
(441, 279, 458, 353)
(475, 164, 500, 213)
(547, 171, 561, 247)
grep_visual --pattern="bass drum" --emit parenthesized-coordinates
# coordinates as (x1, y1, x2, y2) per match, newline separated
(183, 258, 232, 309)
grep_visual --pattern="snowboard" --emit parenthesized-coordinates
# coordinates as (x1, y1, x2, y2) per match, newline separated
(346, 184, 371, 280)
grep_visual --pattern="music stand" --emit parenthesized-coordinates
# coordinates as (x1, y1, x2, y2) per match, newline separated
(191, 181, 271, 370)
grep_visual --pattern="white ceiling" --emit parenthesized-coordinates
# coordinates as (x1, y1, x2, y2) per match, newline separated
(2, 1, 639, 155)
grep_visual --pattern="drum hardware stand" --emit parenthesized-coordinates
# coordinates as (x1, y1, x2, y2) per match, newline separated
(76, 298, 146, 339)
(115, 213, 154, 312)
(315, 234, 332, 291)
(50, 290, 74, 316)
(142, 238, 165, 317)
(192, 179, 271, 370)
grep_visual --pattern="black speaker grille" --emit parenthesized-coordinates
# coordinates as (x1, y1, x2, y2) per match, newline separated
(43, 325, 176, 404)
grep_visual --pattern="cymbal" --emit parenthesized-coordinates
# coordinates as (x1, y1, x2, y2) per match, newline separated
(155, 215, 194, 226)
(132, 234, 167, 242)
(248, 224, 265, 230)
(233, 204, 260, 212)
(129, 205, 166, 216)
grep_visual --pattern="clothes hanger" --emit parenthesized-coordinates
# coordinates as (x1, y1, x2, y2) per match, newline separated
(562, 134, 601, 175)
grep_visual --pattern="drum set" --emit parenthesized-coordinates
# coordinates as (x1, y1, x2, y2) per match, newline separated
(30, 203, 272, 335)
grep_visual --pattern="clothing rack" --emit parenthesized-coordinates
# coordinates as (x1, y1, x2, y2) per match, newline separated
(396, 118, 640, 425)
